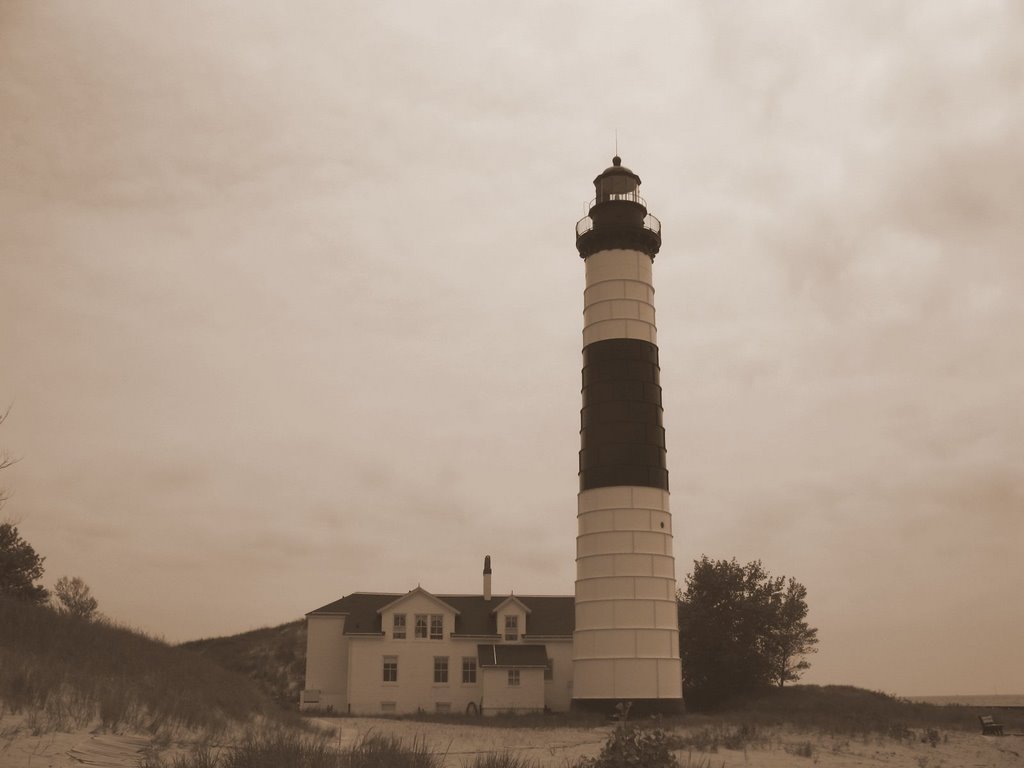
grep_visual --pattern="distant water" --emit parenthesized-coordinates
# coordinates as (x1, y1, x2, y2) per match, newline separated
(907, 694, 1024, 707)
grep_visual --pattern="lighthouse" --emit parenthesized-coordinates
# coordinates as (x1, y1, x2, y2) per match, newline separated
(572, 156, 683, 711)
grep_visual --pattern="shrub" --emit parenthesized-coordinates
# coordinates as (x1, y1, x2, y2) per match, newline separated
(579, 725, 678, 768)
(785, 741, 814, 758)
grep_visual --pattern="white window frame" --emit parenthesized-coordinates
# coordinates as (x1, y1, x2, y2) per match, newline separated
(461, 657, 477, 684)
(433, 656, 449, 684)
(382, 655, 398, 683)
(507, 669, 520, 687)
(504, 614, 519, 641)
(393, 613, 406, 639)
(429, 614, 443, 640)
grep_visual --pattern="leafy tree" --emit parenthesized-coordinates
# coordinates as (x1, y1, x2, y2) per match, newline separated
(0, 408, 48, 604)
(767, 577, 819, 687)
(53, 575, 99, 620)
(0, 522, 50, 604)
(678, 556, 818, 709)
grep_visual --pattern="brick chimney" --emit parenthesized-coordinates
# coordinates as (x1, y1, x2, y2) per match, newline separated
(483, 555, 492, 601)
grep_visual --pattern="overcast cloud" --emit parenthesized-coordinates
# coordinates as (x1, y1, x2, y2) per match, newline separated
(1, 1, 1021, 696)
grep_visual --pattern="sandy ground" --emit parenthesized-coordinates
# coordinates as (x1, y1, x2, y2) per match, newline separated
(317, 717, 1024, 767)
(0, 717, 151, 768)
(1, 714, 1020, 768)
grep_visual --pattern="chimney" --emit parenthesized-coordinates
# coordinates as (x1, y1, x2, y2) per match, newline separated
(483, 555, 492, 601)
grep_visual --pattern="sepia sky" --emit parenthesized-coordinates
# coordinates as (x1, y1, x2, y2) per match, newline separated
(1, 2, 1021, 697)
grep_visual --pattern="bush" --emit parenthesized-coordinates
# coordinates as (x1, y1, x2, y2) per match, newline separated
(579, 725, 678, 768)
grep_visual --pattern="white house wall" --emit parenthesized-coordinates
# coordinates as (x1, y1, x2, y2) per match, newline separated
(541, 638, 574, 712)
(481, 668, 545, 714)
(302, 615, 349, 712)
(347, 635, 484, 715)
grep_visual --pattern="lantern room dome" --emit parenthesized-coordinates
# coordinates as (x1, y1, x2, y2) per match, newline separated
(601, 155, 634, 175)
(593, 156, 641, 202)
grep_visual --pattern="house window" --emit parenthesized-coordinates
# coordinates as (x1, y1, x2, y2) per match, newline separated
(435, 702, 451, 713)
(430, 614, 443, 640)
(433, 656, 449, 684)
(393, 614, 406, 639)
(382, 656, 398, 682)
(545, 658, 554, 681)
(508, 669, 520, 687)
(462, 657, 477, 684)
(381, 701, 396, 713)
(504, 615, 518, 641)
(415, 614, 428, 638)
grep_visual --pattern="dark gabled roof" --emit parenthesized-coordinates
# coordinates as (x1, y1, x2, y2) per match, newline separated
(477, 643, 549, 668)
(376, 588, 461, 616)
(308, 592, 574, 636)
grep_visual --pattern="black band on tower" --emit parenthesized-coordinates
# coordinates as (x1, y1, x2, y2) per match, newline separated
(579, 338, 669, 492)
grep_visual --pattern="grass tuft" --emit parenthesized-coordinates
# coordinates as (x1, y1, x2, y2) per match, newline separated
(467, 754, 542, 768)
(139, 730, 444, 768)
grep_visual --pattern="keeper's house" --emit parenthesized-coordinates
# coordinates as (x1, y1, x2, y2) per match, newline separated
(301, 558, 574, 715)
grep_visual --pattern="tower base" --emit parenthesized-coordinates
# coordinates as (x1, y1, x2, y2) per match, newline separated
(571, 697, 686, 717)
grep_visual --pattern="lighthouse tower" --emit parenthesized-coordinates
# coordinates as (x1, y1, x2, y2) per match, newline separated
(572, 156, 683, 711)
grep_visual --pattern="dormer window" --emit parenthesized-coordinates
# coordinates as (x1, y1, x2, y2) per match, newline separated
(376, 589, 460, 645)
(415, 613, 443, 639)
(504, 615, 519, 641)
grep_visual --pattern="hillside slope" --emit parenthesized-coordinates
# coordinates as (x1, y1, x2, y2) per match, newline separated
(179, 619, 306, 709)
(0, 597, 299, 734)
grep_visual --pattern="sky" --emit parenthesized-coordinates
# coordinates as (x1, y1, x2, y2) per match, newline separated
(1, 2, 1021, 698)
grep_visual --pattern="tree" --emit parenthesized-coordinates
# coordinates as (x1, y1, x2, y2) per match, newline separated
(767, 577, 818, 687)
(0, 408, 48, 604)
(678, 556, 818, 709)
(53, 575, 99, 620)
(0, 522, 50, 604)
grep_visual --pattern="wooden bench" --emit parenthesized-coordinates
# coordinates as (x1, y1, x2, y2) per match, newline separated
(979, 715, 1004, 736)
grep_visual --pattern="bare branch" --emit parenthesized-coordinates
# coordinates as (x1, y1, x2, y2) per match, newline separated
(0, 403, 19, 509)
